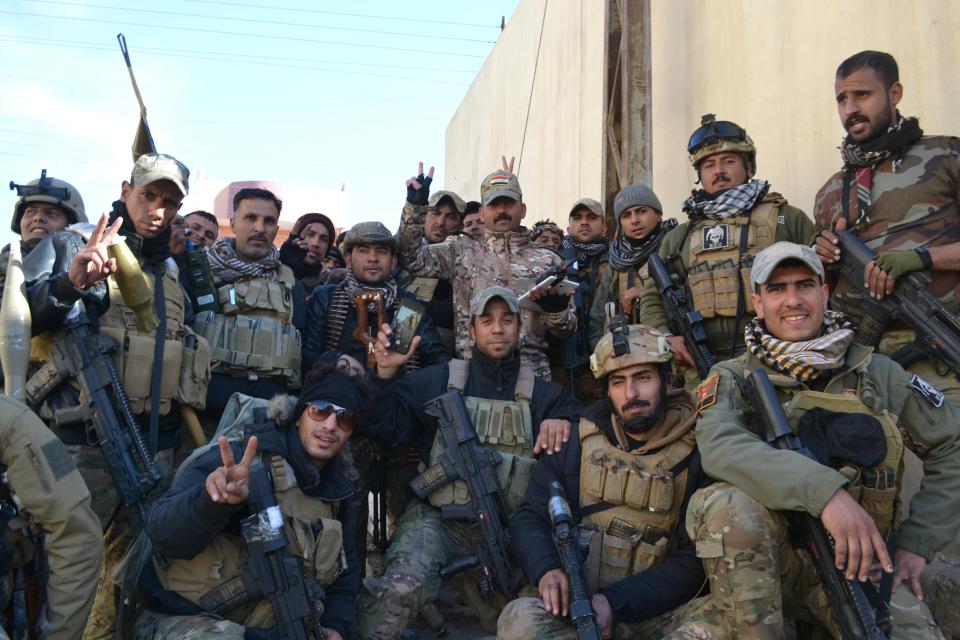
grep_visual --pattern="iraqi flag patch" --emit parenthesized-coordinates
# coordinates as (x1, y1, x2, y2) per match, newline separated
(910, 374, 945, 408)
(696, 373, 720, 413)
(488, 174, 512, 186)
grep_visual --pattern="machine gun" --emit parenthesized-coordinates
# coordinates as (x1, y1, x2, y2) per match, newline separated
(745, 367, 890, 640)
(548, 482, 601, 640)
(25, 305, 160, 518)
(647, 254, 717, 378)
(835, 229, 960, 378)
(201, 462, 324, 639)
(409, 390, 523, 599)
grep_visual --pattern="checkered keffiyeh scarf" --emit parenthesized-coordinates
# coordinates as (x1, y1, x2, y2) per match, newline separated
(561, 236, 608, 264)
(343, 269, 398, 311)
(607, 219, 677, 270)
(682, 179, 769, 221)
(207, 237, 282, 281)
(839, 115, 923, 228)
(744, 311, 855, 381)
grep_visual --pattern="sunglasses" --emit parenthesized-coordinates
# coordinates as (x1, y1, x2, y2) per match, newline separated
(304, 400, 356, 432)
(687, 119, 747, 155)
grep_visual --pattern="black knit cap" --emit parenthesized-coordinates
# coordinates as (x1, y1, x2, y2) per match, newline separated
(293, 371, 366, 426)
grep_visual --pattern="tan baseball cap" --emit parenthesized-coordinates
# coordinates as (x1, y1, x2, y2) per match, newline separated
(131, 153, 190, 196)
(341, 221, 399, 254)
(568, 197, 604, 218)
(480, 171, 522, 206)
(751, 242, 825, 286)
(428, 190, 467, 215)
(469, 286, 520, 318)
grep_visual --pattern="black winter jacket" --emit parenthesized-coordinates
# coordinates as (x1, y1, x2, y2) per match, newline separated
(141, 414, 360, 638)
(302, 280, 449, 372)
(509, 399, 711, 626)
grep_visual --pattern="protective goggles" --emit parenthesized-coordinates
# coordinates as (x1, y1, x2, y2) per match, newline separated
(304, 400, 356, 431)
(687, 118, 747, 155)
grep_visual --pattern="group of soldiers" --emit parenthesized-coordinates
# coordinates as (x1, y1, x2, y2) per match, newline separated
(0, 47, 958, 640)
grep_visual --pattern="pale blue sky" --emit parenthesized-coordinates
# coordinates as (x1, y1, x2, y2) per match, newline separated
(1, 0, 520, 247)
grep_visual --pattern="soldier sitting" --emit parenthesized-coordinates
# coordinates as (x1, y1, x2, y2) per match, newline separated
(356, 287, 582, 639)
(194, 187, 306, 417)
(691, 242, 960, 638)
(134, 362, 364, 640)
(498, 324, 713, 640)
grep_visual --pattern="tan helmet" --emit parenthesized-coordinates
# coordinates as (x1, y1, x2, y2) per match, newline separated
(9, 169, 87, 234)
(687, 114, 756, 173)
(590, 323, 673, 379)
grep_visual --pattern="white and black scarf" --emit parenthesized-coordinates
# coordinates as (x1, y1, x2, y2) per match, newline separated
(343, 269, 398, 311)
(682, 179, 769, 221)
(207, 237, 281, 281)
(744, 311, 855, 382)
(561, 236, 608, 264)
(607, 219, 677, 271)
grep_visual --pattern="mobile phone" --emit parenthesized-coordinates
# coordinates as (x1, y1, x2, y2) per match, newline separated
(390, 299, 425, 353)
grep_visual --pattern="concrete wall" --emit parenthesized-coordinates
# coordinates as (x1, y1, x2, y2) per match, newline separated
(446, 0, 960, 224)
(444, 0, 606, 222)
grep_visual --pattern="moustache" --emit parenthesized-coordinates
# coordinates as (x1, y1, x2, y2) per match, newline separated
(620, 398, 651, 413)
(494, 213, 512, 222)
(712, 174, 730, 186)
(845, 115, 868, 128)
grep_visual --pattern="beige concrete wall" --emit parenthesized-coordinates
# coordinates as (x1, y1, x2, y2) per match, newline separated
(444, 0, 606, 222)
(447, 0, 960, 226)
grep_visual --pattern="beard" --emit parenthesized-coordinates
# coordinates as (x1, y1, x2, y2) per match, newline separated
(846, 99, 896, 143)
(615, 398, 665, 436)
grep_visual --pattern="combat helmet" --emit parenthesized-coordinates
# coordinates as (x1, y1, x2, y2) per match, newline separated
(687, 114, 756, 173)
(590, 320, 673, 379)
(9, 169, 86, 234)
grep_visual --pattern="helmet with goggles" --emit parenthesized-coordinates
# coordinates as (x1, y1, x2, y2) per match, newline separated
(590, 321, 674, 379)
(687, 114, 756, 173)
(9, 169, 87, 234)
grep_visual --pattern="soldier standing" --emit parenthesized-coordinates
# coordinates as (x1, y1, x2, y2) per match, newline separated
(23, 152, 210, 638)
(398, 169, 577, 379)
(356, 287, 581, 638)
(812, 50, 960, 403)
(499, 324, 712, 640)
(194, 188, 305, 417)
(589, 186, 675, 347)
(279, 211, 335, 290)
(691, 242, 957, 638)
(639, 115, 814, 380)
(0, 397, 102, 640)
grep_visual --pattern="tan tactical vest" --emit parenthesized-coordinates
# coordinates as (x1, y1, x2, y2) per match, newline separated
(98, 260, 211, 414)
(769, 367, 904, 538)
(686, 198, 782, 318)
(155, 453, 345, 627)
(193, 266, 302, 388)
(426, 359, 537, 511)
(577, 417, 694, 590)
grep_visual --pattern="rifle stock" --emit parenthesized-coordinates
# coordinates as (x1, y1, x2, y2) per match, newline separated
(744, 368, 889, 639)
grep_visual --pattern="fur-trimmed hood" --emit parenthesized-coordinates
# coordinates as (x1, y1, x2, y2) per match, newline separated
(265, 393, 358, 484)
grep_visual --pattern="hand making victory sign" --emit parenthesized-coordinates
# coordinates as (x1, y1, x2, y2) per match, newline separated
(206, 436, 259, 504)
(68, 213, 123, 290)
(405, 161, 435, 206)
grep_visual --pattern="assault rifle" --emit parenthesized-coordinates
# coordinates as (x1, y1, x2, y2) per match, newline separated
(647, 254, 717, 378)
(745, 368, 890, 640)
(835, 229, 960, 377)
(202, 462, 324, 639)
(549, 482, 601, 640)
(25, 305, 160, 518)
(409, 390, 523, 599)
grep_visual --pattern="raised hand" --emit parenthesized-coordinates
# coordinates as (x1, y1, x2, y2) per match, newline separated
(405, 161, 435, 206)
(68, 213, 123, 289)
(501, 155, 516, 173)
(373, 323, 420, 380)
(206, 436, 259, 505)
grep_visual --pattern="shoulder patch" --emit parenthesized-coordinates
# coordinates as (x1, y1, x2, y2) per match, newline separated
(910, 374, 945, 408)
(696, 373, 720, 412)
(40, 439, 77, 482)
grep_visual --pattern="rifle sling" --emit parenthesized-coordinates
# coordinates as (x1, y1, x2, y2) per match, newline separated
(578, 449, 695, 519)
(729, 211, 752, 356)
(148, 267, 166, 456)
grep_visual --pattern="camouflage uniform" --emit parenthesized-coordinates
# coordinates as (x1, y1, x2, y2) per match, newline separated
(133, 610, 244, 639)
(813, 135, 960, 402)
(638, 193, 814, 365)
(398, 201, 576, 380)
(694, 343, 960, 638)
(0, 397, 102, 640)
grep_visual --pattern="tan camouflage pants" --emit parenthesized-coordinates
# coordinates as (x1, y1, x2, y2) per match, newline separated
(132, 609, 245, 639)
(498, 483, 942, 640)
(67, 444, 177, 640)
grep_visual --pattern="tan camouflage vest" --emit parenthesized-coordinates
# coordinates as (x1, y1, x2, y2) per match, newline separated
(193, 265, 302, 388)
(577, 417, 694, 590)
(155, 453, 345, 627)
(768, 366, 904, 538)
(686, 198, 782, 318)
(97, 260, 210, 414)
(426, 359, 536, 511)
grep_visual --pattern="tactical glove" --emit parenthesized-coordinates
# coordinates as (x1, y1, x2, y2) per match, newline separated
(537, 292, 571, 313)
(406, 172, 433, 206)
(874, 249, 925, 279)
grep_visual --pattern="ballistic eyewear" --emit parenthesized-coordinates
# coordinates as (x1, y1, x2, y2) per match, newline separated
(305, 400, 356, 431)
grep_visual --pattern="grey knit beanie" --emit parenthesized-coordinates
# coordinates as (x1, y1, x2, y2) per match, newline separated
(613, 184, 662, 217)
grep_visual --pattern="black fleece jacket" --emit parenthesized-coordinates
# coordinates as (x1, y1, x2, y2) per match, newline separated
(361, 347, 583, 460)
(141, 416, 360, 638)
(509, 398, 711, 626)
